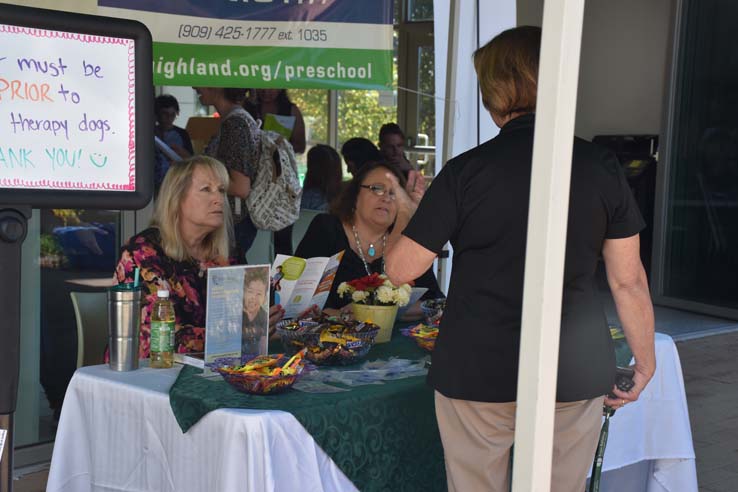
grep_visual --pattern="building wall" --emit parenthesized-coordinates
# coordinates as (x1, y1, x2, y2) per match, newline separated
(517, 0, 674, 140)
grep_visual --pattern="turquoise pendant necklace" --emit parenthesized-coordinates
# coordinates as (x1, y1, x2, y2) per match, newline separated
(352, 224, 387, 275)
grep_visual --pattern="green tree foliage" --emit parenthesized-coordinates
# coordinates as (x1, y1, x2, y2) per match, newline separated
(289, 89, 398, 148)
(289, 89, 327, 144)
(337, 90, 397, 145)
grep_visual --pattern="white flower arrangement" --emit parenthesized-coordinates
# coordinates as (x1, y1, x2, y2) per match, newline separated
(338, 273, 412, 307)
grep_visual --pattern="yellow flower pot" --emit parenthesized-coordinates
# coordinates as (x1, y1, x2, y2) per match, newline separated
(351, 303, 398, 344)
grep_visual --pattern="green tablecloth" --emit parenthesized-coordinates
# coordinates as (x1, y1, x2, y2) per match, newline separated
(170, 331, 445, 492)
(169, 328, 633, 492)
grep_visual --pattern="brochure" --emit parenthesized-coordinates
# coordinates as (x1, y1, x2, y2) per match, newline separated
(173, 352, 205, 369)
(154, 135, 182, 162)
(204, 265, 271, 368)
(397, 287, 429, 317)
(263, 113, 296, 139)
(0, 429, 6, 463)
(271, 251, 344, 319)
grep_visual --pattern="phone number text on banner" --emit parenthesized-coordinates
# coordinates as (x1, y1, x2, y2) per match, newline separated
(98, 0, 394, 89)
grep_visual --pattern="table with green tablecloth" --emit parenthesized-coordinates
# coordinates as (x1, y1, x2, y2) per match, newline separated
(170, 332, 445, 492)
(168, 328, 634, 492)
(46, 324, 642, 492)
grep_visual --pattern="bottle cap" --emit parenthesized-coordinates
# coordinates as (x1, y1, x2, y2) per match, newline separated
(157, 289, 170, 298)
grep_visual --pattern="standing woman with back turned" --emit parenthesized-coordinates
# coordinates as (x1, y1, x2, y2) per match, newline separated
(384, 26, 656, 492)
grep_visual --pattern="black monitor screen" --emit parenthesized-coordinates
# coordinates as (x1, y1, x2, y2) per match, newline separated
(0, 3, 153, 209)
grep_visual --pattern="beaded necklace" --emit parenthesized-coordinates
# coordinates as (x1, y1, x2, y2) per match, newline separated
(352, 224, 387, 276)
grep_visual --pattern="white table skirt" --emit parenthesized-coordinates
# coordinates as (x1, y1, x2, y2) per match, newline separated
(45, 364, 357, 492)
(47, 333, 696, 492)
(598, 333, 698, 492)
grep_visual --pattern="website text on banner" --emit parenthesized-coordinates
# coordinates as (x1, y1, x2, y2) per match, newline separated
(0, 24, 135, 191)
(97, 0, 393, 89)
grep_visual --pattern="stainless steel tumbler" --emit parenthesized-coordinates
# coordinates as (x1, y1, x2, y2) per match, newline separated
(108, 285, 142, 371)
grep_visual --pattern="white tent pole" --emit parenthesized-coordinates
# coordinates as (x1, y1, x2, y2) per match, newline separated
(511, 0, 587, 490)
(436, 0, 460, 293)
(441, 0, 460, 165)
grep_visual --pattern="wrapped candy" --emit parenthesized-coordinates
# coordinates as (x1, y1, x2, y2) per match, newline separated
(208, 350, 307, 395)
(403, 323, 439, 352)
(276, 316, 380, 366)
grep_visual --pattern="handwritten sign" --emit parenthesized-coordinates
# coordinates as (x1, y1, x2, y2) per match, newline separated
(0, 24, 136, 191)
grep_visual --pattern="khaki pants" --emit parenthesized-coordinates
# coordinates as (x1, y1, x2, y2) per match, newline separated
(435, 392, 604, 492)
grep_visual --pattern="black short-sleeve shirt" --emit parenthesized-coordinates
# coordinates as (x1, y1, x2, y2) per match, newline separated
(403, 114, 645, 402)
(295, 213, 443, 309)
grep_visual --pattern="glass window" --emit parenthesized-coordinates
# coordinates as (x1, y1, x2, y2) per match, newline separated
(661, 0, 738, 309)
(414, 44, 436, 176)
(337, 27, 399, 177)
(289, 89, 328, 182)
(408, 0, 433, 22)
(337, 90, 397, 147)
(16, 208, 121, 448)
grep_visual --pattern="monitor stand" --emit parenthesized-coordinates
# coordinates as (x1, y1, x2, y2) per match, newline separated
(0, 205, 30, 492)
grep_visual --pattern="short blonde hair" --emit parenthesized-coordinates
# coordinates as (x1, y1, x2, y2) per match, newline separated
(152, 155, 232, 262)
(473, 26, 541, 118)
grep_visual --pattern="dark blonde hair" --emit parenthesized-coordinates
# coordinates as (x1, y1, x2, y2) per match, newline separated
(152, 155, 232, 262)
(473, 26, 541, 118)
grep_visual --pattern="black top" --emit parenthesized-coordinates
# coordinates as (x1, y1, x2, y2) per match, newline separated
(242, 308, 268, 357)
(403, 114, 645, 402)
(295, 213, 443, 309)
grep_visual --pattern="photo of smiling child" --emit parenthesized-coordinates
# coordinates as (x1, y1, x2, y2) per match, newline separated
(241, 266, 270, 359)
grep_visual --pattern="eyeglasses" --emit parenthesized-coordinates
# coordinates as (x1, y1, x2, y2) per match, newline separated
(360, 184, 395, 199)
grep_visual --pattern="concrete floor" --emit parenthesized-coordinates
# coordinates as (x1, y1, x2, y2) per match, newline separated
(13, 328, 738, 492)
(676, 332, 738, 492)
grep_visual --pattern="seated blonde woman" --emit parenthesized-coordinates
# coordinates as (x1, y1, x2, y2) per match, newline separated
(114, 156, 285, 358)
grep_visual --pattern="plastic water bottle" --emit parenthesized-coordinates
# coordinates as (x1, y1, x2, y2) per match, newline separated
(150, 289, 175, 368)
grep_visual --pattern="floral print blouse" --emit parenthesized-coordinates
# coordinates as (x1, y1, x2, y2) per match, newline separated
(114, 228, 230, 359)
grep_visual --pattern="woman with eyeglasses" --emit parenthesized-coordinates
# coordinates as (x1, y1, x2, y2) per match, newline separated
(295, 160, 442, 319)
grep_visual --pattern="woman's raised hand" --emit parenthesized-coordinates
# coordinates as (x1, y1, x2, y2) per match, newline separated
(405, 170, 426, 205)
(385, 172, 420, 221)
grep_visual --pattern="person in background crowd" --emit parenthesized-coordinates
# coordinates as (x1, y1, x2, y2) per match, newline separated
(301, 144, 344, 212)
(155, 94, 194, 158)
(244, 88, 305, 256)
(153, 94, 194, 192)
(295, 161, 441, 320)
(379, 122, 415, 176)
(244, 89, 306, 153)
(194, 87, 260, 261)
(340, 137, 383, 177)
(113, 156, 285, 359)
(384, 26, 655, 492)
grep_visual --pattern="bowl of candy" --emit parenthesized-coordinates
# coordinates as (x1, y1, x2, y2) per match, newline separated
(404, 323, 439, 352)
(208, 350, 306, 395)
(420, 298, 445, 326)
(276, 317, 380, 366)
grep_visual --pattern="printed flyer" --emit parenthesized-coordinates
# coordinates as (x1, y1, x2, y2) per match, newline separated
(271, 251, 343, 319)
(205, 264, 271, 365)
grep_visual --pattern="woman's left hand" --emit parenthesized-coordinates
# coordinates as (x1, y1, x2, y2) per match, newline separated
(385, 172, 419, 219)
(405, 170, 426, 205)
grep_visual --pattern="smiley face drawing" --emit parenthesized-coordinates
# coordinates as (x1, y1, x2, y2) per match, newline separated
(89, 152, 108, 168)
